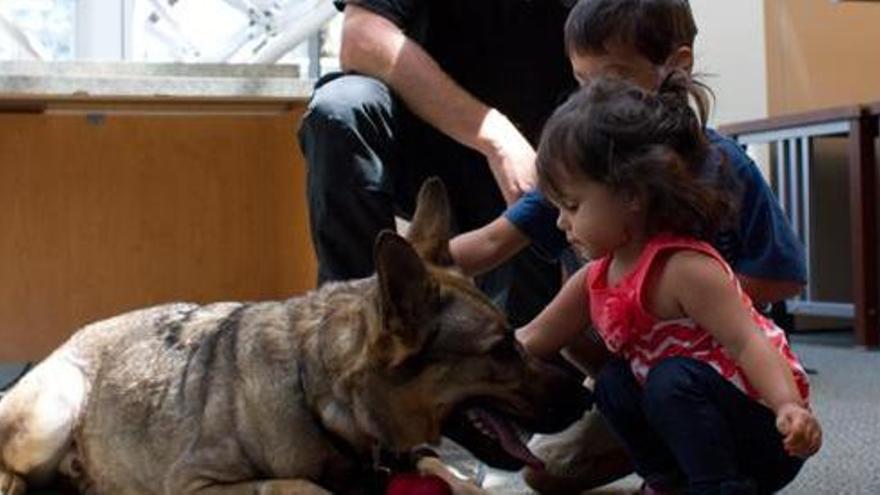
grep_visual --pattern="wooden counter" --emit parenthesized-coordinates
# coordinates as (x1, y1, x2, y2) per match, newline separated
(0, 62, 317, 360)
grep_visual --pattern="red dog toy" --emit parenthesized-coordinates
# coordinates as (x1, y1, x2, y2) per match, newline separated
(385, 472, 453, 495)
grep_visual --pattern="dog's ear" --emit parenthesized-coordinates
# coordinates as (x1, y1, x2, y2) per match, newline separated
(374, 231, 437, 364)
(406, 178, 454, 267)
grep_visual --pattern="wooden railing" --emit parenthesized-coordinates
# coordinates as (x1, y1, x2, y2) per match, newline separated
(720, 104, 880, 348)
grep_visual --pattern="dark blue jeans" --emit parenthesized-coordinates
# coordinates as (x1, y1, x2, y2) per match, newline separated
(595, 358, 804, 494)
(297, 73, 560, 327)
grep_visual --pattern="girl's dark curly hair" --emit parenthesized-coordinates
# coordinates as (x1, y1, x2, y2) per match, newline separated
(536, 71, 737, 241)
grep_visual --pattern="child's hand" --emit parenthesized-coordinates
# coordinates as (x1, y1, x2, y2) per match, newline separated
(514, 327, 537, 355)
(776, 403, 822, 458)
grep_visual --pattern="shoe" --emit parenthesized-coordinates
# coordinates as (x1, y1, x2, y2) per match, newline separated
(523, 409, 634, 493)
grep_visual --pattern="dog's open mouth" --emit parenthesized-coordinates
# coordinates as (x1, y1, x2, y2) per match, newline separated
(442, 403, 544, 471)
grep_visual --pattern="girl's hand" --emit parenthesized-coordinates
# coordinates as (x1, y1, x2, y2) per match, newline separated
(776, 403, 822, 458)
(514, 326, 538, 356)
(512, 266, 592, 360)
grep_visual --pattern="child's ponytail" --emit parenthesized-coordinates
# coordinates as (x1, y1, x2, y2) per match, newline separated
(657, 68, 712, 130)
(648, 70, 737, 240)
(655, 69, 712, 176)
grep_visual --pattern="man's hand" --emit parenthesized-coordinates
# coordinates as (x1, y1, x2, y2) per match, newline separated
(479, 109, 537, 205)
(342, 6, 536, 206)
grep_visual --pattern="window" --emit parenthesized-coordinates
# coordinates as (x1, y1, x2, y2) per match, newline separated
(0, 0, 340, 77)
(0, 0, 75, 61)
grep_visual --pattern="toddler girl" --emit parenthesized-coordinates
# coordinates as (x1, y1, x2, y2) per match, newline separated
(516, 74, 821, 494)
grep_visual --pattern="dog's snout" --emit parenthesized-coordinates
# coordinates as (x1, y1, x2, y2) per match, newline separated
(529, 355, 582, 387)
(516, 356, 594, 433)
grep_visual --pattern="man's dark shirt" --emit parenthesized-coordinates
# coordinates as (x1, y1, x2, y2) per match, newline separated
(334, 0, 577, 143)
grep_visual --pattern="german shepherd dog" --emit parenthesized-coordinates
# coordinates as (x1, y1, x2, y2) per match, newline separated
(0, 179, 589, 495)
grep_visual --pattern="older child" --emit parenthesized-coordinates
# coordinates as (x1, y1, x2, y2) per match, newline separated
(450, 0, 805, 308)
(517, 74, 821, 494)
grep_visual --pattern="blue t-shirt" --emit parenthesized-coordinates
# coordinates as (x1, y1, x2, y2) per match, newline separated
(505, 129, 807, 283)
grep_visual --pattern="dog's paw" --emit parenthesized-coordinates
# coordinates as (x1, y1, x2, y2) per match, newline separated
(0, 469, 26, 495)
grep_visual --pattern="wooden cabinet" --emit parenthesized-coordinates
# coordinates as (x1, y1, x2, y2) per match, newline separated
(765, 0, 880, 115)
(0, 98, 316, 360)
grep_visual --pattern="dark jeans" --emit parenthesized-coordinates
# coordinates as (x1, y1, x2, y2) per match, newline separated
(594, 358, 804, 494)
(297, 73, 560, 327)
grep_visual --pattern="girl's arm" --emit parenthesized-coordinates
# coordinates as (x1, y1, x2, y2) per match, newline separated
(666, 252, 821, 458)
(515, 265, 591, 359)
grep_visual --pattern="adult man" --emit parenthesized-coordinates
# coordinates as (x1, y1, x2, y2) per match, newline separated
(298, 0, 577, 327)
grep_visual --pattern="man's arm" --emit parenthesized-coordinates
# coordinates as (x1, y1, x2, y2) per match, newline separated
(340, 4, 536, 204)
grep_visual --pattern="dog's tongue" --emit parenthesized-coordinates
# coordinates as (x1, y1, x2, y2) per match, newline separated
(470, 408, 544, 470)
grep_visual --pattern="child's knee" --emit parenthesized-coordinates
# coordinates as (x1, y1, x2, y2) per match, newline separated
(642, 357, 706, 408)
(594, 359, 639, 411)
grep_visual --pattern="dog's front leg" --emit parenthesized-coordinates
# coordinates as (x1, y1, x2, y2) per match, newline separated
(416, 456, 489, 495)
(188, 480, 332, 495)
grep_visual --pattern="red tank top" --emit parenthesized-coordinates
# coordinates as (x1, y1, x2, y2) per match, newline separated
(586, 234, 810, 403)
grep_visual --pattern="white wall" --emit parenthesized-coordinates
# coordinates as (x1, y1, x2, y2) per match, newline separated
(690, 0, 768, 126)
